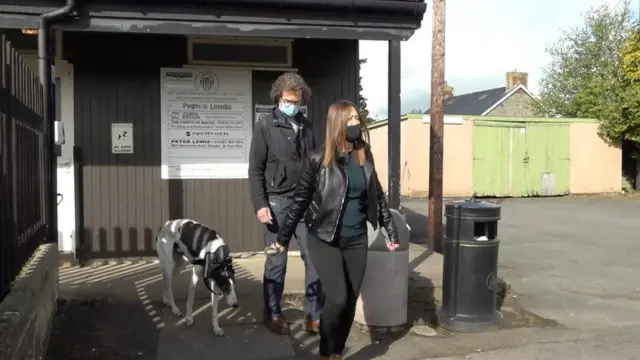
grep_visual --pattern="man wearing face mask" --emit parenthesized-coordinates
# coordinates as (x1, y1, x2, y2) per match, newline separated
(248, 72, 324, 335)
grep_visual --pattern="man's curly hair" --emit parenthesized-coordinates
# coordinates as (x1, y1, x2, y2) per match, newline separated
(270, 72, 312, 103)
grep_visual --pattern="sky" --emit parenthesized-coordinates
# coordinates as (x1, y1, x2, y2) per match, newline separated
(359, 0, 639, 120)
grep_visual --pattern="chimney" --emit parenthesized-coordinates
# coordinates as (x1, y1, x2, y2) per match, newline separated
(506, 70, 528, 90)
(444, 81, 454, 98)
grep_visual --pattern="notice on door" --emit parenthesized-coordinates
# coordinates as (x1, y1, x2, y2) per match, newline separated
(111, 123, 133, 154)
(160, 68, 253, 179)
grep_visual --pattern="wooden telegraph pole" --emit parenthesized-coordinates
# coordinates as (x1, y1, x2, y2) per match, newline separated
(428, 0, 446, 252)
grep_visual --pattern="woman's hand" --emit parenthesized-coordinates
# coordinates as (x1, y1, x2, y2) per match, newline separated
(386, 242, 399, 252)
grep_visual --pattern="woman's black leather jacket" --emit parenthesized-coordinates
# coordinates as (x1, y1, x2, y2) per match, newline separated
(276, 144, 399, 246)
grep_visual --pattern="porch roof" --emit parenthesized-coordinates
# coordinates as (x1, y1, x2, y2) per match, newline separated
(0, 0, 426, 41)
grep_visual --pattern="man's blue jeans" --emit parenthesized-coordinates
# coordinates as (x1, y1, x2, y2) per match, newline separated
(263, 195, 325, 320)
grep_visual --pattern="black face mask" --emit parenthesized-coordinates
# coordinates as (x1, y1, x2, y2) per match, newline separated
(346, 125, 362, 143)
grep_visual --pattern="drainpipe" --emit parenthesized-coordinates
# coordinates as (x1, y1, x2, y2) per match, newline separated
(38, 0, 76, 244)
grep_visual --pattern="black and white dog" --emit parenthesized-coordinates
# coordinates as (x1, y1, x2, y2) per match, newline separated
(156, 219, 239, 337)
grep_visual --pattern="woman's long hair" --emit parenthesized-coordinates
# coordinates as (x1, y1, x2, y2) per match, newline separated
(323, 100, 370, 167)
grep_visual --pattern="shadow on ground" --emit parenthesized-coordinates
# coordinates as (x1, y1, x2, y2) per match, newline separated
(46, 259, 304, 360)
(401, 206, 443, 254)
(284, 242, 561, 359)
(46, 296, 159, 360)
(46, 247, 562, 360)
(283, 249, 439, 359)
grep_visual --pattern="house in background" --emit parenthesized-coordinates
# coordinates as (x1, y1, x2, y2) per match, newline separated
(425, 71, 536, 117)
(367, 69, 621, 198)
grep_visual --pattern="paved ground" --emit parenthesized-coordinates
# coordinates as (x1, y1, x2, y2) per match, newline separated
(403, 196, 640, 359)
(45, 196, 640, 359)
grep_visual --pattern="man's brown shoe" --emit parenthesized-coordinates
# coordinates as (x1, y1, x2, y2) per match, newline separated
(264, 314, 290, 335)
(303, 316, 320, 334)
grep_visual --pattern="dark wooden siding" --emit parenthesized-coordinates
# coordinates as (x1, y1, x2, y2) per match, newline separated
(66, 33, 358, 258)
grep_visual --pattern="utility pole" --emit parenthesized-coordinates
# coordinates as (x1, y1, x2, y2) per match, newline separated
(428, 0, 446, 252)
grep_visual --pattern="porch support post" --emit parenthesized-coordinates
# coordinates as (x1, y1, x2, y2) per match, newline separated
(387, 40, 401, 210)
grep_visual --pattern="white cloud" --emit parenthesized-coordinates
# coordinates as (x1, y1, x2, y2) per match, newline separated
(360, 0, 626, 119)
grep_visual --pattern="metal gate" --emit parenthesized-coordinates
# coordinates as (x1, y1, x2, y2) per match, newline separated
(0, 35, 48, 301)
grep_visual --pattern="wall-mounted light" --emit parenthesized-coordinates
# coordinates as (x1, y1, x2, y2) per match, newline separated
(21, 29, 38, 35)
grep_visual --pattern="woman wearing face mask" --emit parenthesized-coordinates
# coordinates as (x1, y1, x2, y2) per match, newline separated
(268, 100, 399, 360)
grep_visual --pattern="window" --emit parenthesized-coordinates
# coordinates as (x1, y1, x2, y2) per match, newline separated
(188, 37, 293, 67)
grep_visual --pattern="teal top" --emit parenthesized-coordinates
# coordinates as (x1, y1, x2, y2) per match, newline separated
(338, 152, 368, 239)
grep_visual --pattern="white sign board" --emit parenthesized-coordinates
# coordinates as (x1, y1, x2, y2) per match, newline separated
(254, 104, 308, 124)
(160, 68, 253, 179)
(111, 123, 133, 154)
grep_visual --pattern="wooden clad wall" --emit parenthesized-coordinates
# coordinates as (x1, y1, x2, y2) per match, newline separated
(65, 32, 358, 258)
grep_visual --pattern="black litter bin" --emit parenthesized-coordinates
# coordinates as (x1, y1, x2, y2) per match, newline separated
(436, 199, 502, 333)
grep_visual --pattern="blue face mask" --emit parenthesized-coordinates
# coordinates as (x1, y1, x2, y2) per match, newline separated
(279, 102, 300, 117)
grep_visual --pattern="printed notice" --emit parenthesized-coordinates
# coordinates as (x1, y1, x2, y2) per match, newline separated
(111, 123, 133, 154)
(160, 68, 253, 179)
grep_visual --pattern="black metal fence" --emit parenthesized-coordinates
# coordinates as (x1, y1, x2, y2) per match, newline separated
(0, 34, 47, 302)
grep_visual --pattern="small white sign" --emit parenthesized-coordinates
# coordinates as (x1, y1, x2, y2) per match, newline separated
(111, 123, 133, 154)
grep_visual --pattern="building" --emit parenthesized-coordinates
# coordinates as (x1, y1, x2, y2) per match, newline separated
(369, 115, 622, 198)
(0, 0, 427, 259)
(424, 71, 536, 117)
(368, 70, 622, 199)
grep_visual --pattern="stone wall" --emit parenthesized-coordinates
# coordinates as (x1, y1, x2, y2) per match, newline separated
(486, 89, 535, 117)
(0, 244, 58, 360)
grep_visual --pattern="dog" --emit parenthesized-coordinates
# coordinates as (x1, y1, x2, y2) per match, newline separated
(156, 219, 239, 337)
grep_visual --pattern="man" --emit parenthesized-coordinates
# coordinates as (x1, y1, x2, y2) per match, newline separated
(248, 72, 324, 335)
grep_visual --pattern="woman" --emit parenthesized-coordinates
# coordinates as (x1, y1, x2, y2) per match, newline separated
(270, 100, 399, 359)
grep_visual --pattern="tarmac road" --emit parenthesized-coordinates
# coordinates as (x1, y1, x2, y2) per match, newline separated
(405, 196, 640, 360)
(428, 324, 640, 360)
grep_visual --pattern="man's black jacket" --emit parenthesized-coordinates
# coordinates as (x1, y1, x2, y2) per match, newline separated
(248, 107, 315, 213)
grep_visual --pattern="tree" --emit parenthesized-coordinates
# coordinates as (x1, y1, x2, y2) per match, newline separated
(357, 58, 375, 123)
(601, 30, 640, 145)
(532, 2, 633, 118)
(608, 28, 640, 188)
(533, 2, 640, 188)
